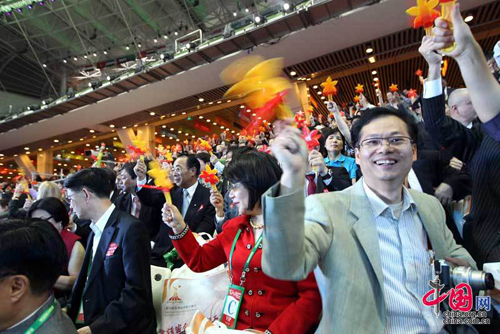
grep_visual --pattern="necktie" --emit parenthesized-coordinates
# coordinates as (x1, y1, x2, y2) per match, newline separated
(306, 174, 317, 196)
(181, 189, 190, 218)
(132, 196, 141, 218)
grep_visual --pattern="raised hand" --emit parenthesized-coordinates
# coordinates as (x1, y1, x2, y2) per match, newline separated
(209, 189, 224, 217)
(162, 202, 186, 234)
(308, 150, 327, 175)
(134, 159, 147, 181)
(432, 3, 476, 60)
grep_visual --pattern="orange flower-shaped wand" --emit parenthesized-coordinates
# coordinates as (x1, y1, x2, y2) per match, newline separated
(389, 84, 399, 93)
(406, 0, 440, 36)
(301, 127, 322, 151)
(200, 165, 219, 191)
(321, 76, 338, 101)
(147, 160, 173, 204)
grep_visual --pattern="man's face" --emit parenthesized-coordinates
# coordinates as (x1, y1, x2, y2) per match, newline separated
(65, 188, 88, 219)
(355, 116, 417, 187)
(120, 169, 136, 193)
(453, 92, 477, 125)
(172, 156, 195, 188)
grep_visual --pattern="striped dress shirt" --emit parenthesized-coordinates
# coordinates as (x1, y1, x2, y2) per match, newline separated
(363, 181, 445, 334)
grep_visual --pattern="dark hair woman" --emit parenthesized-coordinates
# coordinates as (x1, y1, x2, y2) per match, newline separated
(162, 150, 321, 333)
(28, 197, 85, 295)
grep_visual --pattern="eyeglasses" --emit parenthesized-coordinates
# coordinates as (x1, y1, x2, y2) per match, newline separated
(65, 190, 82, 204)
(358, 136, 413, 149)
(228, 182, 243, 192)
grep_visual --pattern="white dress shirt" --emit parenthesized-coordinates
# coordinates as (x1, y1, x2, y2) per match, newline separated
(362, 180, 445, 334)
(90, 203, 116, 258)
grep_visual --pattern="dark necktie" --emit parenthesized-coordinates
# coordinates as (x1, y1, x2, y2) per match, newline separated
(306, 174, 317, 196)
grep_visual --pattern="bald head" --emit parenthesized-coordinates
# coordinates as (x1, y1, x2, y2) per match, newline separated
(448, 88, 477, 127)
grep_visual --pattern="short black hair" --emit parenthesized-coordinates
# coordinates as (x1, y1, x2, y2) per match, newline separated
(63, 168, 112, 199)
(177, 154, 201, 177)
(121, 162, 137, 180)
(350, 107, 419, 147)
(195, 152, 211, 164)
(320, 127, 346, 156)
(0, 218, 67, 295)
(225, 150, 282, 211)
(102, 167, 117, 189)
(28, 197, 70, 228)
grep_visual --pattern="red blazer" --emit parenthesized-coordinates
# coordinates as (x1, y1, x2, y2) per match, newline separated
(172, 215, 322, 333)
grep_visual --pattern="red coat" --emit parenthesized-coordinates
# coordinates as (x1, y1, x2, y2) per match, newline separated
(172, 215, 322, 333)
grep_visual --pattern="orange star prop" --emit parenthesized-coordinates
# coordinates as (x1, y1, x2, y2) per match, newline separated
(355, 84, 364, 94)
(389, 84, 399, 92)
(321, 76, 338, 101)
(406, 0, 440, 35)
(415, 69, 423, 76)
(407, 89, 418, 99)
(354, 95, 361, 103)
(200, 165, 219, 191)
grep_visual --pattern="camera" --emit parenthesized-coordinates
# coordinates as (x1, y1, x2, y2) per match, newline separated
(435, 260, 495, 291)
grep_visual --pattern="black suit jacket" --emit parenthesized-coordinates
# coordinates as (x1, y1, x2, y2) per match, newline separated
(68, 207, 156, 334)
(137, 183, 215, 267)
(114, 192, 162, 240)
(422, 94, 500, 267)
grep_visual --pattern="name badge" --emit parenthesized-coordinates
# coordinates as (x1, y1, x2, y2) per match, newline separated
(221, 284, 245, 329)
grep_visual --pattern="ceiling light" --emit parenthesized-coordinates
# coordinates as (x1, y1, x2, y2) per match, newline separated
(42, 63, 47, 68)
(171, 113, 176, 116)
(245, 8, 249, 13)
(103, 50, 108, 55)
(198, 97, 204, 102)
(208, 101, 213, 105)
(464, 15, 473, 23)
(73, 56, 78, 61)
(89, 129, 95, 133)
(109, 124, 115, 128)
(134, 124, 138, 127)
(321, 96, 325, 100)
(313, 85, 318, 89)
(122, 126, 127, 129)
(164, 35, 168, 39)
(24, 147, 29, 150)
(113, 137, 118, 140)
(199, 116, 203, 119)
(53, 139, 59, 143)
(206, 119, 210, 122)
(150, 112, 155, 116)
(174, 31, 178, 36)
(373, 77, 379, 82)
(63, 59, 67, 64)
(38, 148, 42, 152)
(68, 140, 72, 143)
(290, 71, 296, 76)
(126, 45, 130, 50)
(283, 3, 290, 11)
(84, 55, 88, 59)
(170, 128, 174, 131)
(372, 70, 377, 75)
(318, 91, 322, 95)
(138, 43, 142, 48)
(154, 39, 158, 43)
(233, 12, 237, 17)
(93, 52, 97, 57)
(366, 47, 373, 54)
(368, 56, 376, 63)
(227, 100, 231, 103)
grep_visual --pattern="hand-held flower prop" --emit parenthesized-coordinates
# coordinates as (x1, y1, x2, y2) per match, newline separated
(301, 127, 322, 151)
(146, 160, 173, 204)
(389, 84, 399, 92)
(200, 165, 219, 191)
(354, 95, 361, 103)
(198, 139, 212, 153)
(91, 143, 106, 168)
(415, 69, 423, 77)
(294, 110, 306, 128)
(355, 84, 364, 94)
(258, 145, 271, 154)
(406, 0, 440, 36)
(321, 76, 338, 102)
(407, 89, 418, 99)
(222, 57, 292, 132)
(440, 0, 456, 52)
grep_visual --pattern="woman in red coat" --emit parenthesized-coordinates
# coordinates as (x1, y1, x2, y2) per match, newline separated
(163, 150, 322, 334)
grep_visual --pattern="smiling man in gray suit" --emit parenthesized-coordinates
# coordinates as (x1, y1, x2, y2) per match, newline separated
(262, 108, 475, 334)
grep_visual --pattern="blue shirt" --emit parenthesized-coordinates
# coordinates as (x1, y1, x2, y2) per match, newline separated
(324, 155, 358, 179)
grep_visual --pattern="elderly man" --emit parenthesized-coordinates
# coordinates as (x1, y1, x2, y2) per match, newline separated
(261, 108, 475, 333)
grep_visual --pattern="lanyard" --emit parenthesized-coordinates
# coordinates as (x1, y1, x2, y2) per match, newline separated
(228, 229, 263, 287)
(24, 299, 56, 334)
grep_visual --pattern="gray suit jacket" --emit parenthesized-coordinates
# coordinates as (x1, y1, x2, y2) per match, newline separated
(262, 179, 475, 334)
(1, 295, 76, 334)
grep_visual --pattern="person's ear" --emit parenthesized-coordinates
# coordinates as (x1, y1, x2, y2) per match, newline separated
(9, 275, 29, 304)
(411, 144, 418, 162)
(355, 147, 361, 165)
(82, 188, 91, 204)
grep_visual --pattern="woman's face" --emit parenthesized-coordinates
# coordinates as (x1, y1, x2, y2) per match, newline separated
(30, 209, 62, 233)
(229, 182, 252, 216)
(325, 132, 344, 154)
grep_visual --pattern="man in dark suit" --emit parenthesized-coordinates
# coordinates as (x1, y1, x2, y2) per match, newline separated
(115, 162, 162, 241)
(64, 168, 156, 334)
(134, 154, 215, 267)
